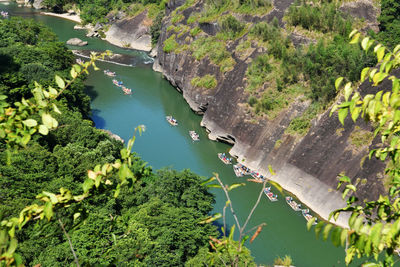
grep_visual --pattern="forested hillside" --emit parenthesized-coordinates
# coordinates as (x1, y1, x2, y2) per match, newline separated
(0, 17, 240, 266)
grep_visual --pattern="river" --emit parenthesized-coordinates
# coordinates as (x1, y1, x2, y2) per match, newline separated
(1, 2, 350, 266)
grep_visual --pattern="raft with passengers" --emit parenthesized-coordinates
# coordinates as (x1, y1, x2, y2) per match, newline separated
(104, 69, 116, 77)
(112, 79, 124, 87)
(264, 187, 278, 202)
(286, 196, 301, 211)
(233, 163, 251, 177)
(218, 153, 232, 164)
(302, 209, 317, 225)
(166, 116, 178, 126)
(189, 130, 199, 141)
(121, 86, 132, 95)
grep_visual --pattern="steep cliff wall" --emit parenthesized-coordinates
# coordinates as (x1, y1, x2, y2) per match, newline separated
(153, 0, 385, 227)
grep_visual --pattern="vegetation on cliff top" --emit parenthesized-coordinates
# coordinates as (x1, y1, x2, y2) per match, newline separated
(153, 0, 378, 136)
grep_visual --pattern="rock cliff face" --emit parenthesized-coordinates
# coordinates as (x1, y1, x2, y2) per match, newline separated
(104, 11, 152, 52)
(153, 0, 385, 226)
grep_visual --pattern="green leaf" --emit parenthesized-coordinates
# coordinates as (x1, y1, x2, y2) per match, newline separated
(43, 201, 53, 221)
(6, 237, 17, 255)
(43, 191, 58, 203)
(340, 228, 348, 247)
(394, 44, 400, 54)
(349, 33, 360, 44)
(345, 184, 356, 192)
(362, 263, 380, 267)
(42, 113, 58, 128)
(82, 179, 94, 193)
(21, 134, 31, 146)
(351, 107, 361, 122)
(315, 221, 324, 239)
(361, 37, 370, 50)
(377, 46, 386, 62)
(349, 29, 358, 38)
(331, 227, 341, 247)
(199, 213, 222, 224)
(49, 86, 58, 96)
(207, 184, 222, 189)
(268, 180, 283, 193)
(342, 188, 350, 199)
(307, 217, 316, 230)
(349, 212, 358, 228)
(335, 77, 344, 90)
(338, 108, 348, 125)
(228, 183, 245, 191)
(13, 253, 23, 266)
(53, 103, 61, 114)
(23, 119, 37, 127)
(201, 176, 216, 186)
(114, 183, 121, 198)
(344, 82, 352, 101)
(38, 125, 49, 135)
(268, 164, 276, 175)
(345, 247, 355, 265)
(369, 68, 378, 81)
(73, 213, 81, 221)
(382, 92, 391, 106)
(55, 75, 65, 89)
(353, 216, 364, 232)
(73, 64, 81, 73)
(370, 223, 383, 248)
(70, 67, 77, 79)
(322, 224, 333, 240)
(360, 67, 370, 82)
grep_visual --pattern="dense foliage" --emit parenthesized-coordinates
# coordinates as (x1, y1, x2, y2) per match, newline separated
(377, 0, 400, 48)
(0, 17, 90, 117)
(0, 17, 221, 266)
(287, 0, 352, 36)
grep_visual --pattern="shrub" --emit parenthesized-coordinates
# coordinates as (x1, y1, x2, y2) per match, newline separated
(163, 34, 179, 53)
(20, 63, 53, 82)
(378, 0, 400, 47)
(250, 22, 280, 42)
(190, 27, 201, 36)
(245, 54, 272, 92)
(171, 13, 184, 24)
(220, 15, 245, 39)
(247, 95, 257, 107)
(286, 0, 352, 36)
(286, 103, 320, 136)
(150, 10, 165, 45)
(274, 255, 293, 267)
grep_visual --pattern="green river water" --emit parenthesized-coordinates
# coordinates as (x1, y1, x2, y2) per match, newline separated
(1, 2, 354, 266)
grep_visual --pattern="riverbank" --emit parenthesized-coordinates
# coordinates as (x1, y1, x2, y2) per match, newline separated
(40, 11, 81, 23)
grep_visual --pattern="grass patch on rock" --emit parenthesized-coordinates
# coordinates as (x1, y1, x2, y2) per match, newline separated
(190, 36, 236, 72)
(191, 74, 218, 89)
(163, 34, 179, 53)
(349, 126, 373, 149)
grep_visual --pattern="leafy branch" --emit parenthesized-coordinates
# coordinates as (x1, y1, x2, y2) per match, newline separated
(0, 51, 147, 266)
(314, 30, 400, 266)
(200, 167, 275, 266)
